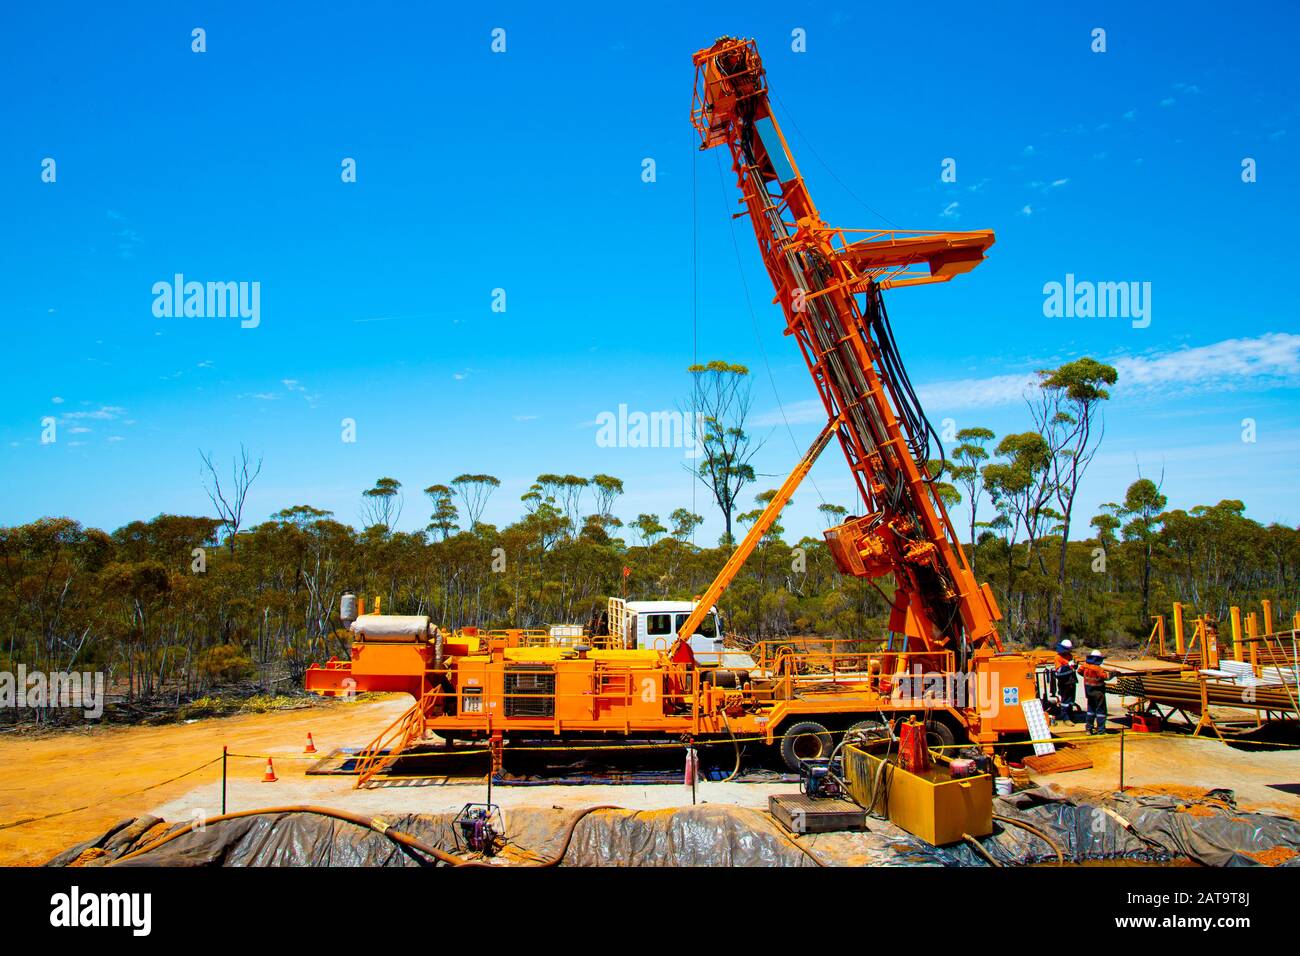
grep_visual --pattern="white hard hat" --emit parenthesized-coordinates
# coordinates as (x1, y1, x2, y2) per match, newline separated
(1060, 639, 1073, 649)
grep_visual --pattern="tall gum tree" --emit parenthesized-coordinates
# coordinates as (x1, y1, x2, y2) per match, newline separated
(1031, 358, 1118, 640)
(686, 360, 761, 546)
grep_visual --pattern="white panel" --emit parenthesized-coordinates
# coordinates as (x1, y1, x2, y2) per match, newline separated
(1021, 698, 1056, 756)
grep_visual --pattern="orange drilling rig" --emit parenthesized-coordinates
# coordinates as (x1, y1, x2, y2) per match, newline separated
(305, 37, 1034, 786)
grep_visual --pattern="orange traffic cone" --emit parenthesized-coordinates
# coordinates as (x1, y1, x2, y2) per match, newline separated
(304, 733, 317, 754)
(261, 758, 278, 783)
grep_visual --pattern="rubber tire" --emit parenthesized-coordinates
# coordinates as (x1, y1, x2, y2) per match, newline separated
(924, 719, 957, 752)
(780, 720, 834, 772)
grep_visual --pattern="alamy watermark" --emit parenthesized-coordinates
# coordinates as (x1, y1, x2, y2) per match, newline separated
(152, 274, 261, 329)
(50, 886, 151, 936)
(891, 665, 1005, 714)
(1042, 273, 1150, 329)
(1, 666, 105, 719)
(595, 404, 704, 458)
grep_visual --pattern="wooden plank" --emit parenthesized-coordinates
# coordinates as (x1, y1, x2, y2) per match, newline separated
(1023, 750, 1093, 774)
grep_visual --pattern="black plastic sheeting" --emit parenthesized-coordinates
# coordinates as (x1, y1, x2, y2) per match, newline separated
(46, 787, 1300, 868)
(927, 787, 1300, 868)
(47, 806, 820, 868)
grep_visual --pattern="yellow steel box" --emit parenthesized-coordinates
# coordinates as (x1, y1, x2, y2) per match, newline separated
(844, 745, 992, 846)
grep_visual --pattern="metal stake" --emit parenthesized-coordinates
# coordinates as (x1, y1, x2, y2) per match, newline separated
(1119, 730, 1125, 792)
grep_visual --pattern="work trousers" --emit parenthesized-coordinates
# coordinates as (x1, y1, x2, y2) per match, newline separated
(1056, 679, 1078, 720)
(1085, 686, 1107, 733)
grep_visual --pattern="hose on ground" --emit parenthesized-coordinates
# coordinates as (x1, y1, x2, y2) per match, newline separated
(992, 812, 1065, 866)
(526, 805, 624, 867)
(963, 833, 1002, 867)
(1099, 805, 1168, 853)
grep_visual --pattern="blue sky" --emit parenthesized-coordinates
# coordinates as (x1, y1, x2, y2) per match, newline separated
(3, 1, 1298, 544)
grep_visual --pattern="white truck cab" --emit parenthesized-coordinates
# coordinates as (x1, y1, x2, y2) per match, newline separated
(610, 599, 724, 660)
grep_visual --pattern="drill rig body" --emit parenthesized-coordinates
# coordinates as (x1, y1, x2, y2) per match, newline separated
(304, 40, 1034, 782)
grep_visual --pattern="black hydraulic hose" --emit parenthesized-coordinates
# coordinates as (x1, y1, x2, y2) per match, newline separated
(720, 712, 744, 782)
(868, 285, 945, 480)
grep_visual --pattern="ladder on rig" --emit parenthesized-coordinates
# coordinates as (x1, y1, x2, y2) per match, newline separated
(353, 686, 441, 788)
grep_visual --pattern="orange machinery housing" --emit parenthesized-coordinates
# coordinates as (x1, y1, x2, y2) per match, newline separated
(307, 610, 1034, 787)
(306, 38, 1035, 786)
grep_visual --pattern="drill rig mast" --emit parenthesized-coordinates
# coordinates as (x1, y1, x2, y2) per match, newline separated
(690, 37, 1004, 663)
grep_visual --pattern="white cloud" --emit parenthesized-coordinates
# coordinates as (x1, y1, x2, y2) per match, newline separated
(60, 405, 126, 423)
(927, 334, 1300, 410)
(1027, 179, 1068, 195)
(940, 201, 960, 220)
(1019, 204, 1034, 216)
(916, 372, 1040, 410)
(51, 396, 64, 404)
(755, 333, 1300, 421)
(1112, 333, 1300, 392)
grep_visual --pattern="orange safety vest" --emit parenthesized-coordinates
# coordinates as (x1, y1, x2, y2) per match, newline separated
(1080, 662, 1108, 687)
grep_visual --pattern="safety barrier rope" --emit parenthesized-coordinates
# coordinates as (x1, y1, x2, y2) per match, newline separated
(4, 721, 1294, 835)
(0, 754, 224, 832)
(226, 722, 1300, 764)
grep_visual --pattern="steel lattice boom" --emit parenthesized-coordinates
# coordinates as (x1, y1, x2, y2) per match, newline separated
(692, 36, 1004, 657)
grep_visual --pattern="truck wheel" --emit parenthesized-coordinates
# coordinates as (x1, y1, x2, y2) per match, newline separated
(780, 720, 833, 772)
(924, 719, 956, 752)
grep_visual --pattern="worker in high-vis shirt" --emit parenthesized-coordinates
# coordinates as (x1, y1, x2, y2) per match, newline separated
(1079, 650, 1110, 735)
(1053, 640, 1077, 721)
